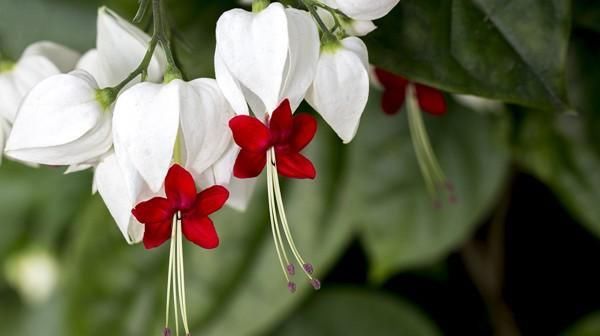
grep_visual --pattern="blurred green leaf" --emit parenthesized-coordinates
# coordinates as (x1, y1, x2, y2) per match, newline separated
(350, 95, 510, 282)
(564, 311, 600, 336)
(512, 26, 600, 239)
(275, 288, 441, 336)
(0, 162, 92, 260)
(366, 0, 571, 110)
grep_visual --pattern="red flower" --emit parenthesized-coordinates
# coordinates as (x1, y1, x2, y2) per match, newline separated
(132, 164, 229, 250)
(229, 99, 317, 179)
(374, 68, 447, 116)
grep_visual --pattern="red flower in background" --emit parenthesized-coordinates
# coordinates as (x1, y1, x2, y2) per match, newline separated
(132, 164, 229, 249)
(229, 99, 317, 179)
(374, 68, 447, 116)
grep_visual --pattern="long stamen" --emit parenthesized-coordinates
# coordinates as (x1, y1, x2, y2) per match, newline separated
(270, 148, 321, 290)
(165, 217, 177, 335)
(171, 221, 180, 336)
(267, 151, 296, 292)
(406, 84, 456, 205)
(176, 214, 190, 335)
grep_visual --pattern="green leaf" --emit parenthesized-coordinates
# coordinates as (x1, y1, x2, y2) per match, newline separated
(564, 311, 600, 336)
(512, 28, 600, 239)
(351, 94, 510, 281)
(275, 288, 441, 336)
(366, 0, 571, 110)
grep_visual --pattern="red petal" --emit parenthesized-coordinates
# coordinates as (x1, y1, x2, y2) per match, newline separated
(233, 149, 267, 178)
(229, 115, 271, 151)
(416, 84, 447, 116)
(290, 113, 317, 151)
(132, 197, 173, 224)
(143, 219, 173, 249)
(275, 151, 316, 179)
(194, 185, 230, 216)
(374, 67, 408, 90)
(269, 99, 294, 136)
(381, 89, 406, 115)
(182, 215, 219, 249)
(165, 164, 197, 210)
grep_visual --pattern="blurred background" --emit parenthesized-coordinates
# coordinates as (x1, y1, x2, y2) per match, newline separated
(1, 0, 600, 335)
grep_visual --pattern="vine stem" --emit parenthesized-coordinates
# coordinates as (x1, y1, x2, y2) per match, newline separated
(110, 0, 181, 94)
(461, 168, 521, 336)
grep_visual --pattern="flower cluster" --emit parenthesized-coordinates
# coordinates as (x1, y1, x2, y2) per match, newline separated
(0, 0, 402, 333)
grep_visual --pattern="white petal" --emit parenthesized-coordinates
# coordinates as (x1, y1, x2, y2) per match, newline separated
(306, 38, 370, 143)
(334, 0, 400, 21)
(280, 8, 320, 112)
(226, 177, 258, 211)
(65, 163, 94, 174)
(96, 7, 167, 86)
(214, 49, 249, 115)
(344, 19, 377, 36)
(95, 152, 144, 244)
(198, 142, 239, 188)
(113, 82, 179, 192)
(340, 36, 369, 69)
(0, 117, 10, 164)
(216, 3, 289, 116)
(76, 49, 113, 88)
(5, 71, 111, 164)
(0, 56, 61, 123)
(22, 41, 80, 73)
(180, 78, 234, 177)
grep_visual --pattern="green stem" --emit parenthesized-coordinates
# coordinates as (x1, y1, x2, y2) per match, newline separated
(110, 0, 181, 93)
(300, 0, 338, 43)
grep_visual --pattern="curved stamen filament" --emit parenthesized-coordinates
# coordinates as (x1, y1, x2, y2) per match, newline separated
(406, 84, 455, 204)
(267, 148, 320, 290)
(267, 151, 292, 282)
(165, 214, 191, 336)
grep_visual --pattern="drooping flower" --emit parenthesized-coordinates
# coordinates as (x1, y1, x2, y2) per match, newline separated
(132, 164, 229, 336)
(306, 37, 370, 143)
(132, 164, 229, 249)
(372, 67, 446, 116)
(229, 99, 321, 292)
(215, 2, 320, 118)
(214, 2, 320, 211)
(4, 70, 112, 165)
(0, 41, 80, 125)
(372, 67, 455, 206)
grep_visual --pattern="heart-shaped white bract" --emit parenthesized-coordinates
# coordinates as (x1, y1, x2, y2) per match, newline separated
(0, 41, 79, 125)
(5, 70, 112, 165)
(306, 37, 370, 144)
(112, 78, 234, 193)
(215, 3, 320, 118)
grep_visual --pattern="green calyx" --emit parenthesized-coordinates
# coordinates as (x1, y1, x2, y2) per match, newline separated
(252, 0, 269, 12)
(95, 88, 118, 111)
(0, 60, 15, 73)
(163, 65, 183, 84)
(321, 38, 342, 54)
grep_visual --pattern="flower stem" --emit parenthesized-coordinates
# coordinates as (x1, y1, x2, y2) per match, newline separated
(110, 0, 182, 94)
